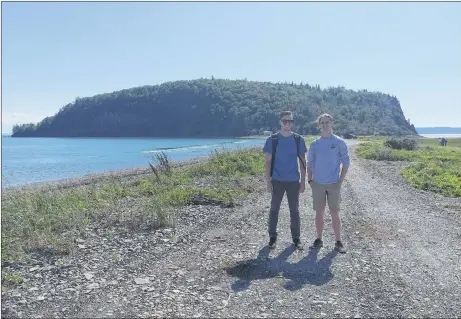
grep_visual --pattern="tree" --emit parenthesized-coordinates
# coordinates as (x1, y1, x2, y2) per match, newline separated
(11, 78, 417, 138)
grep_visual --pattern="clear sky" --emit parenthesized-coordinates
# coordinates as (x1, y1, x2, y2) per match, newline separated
(2, 1, 460, 133)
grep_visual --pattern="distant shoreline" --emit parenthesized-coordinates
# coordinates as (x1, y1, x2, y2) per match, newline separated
(419, 133, 461, 139)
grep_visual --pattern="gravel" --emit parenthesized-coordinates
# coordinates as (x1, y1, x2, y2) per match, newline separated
(2, 143, 461, 318)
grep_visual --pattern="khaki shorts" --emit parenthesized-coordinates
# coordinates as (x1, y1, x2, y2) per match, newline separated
(310, 181, 342, 212)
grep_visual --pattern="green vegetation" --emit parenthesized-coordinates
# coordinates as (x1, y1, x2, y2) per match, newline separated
(418, 137, 461, 149)
(1, 272, 23, 289)
(1, 148, 265, 263)
(11, 78, 416, 138)
(357, 138, 461, 198)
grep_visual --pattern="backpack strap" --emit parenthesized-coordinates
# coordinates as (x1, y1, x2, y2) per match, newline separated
(270, 133, 278, 177)
(294, 133, 306, 170)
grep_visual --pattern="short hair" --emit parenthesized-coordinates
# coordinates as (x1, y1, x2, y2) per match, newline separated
(317, 113, 333, 123)
(280, 111, 293, 119)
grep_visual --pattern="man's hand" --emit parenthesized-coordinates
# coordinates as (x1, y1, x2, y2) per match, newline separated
(299, 182, 305, 193)
(267, 181, 273, 193)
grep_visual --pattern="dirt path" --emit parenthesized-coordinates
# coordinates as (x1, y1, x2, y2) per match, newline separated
(2, 144, 461, 318)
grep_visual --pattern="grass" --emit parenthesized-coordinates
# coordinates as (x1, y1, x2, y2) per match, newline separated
(418, 137, 461, 148)
(1, 272, 23, 290)
(357, 137, 461, 198)
(1, 147, 265, 264)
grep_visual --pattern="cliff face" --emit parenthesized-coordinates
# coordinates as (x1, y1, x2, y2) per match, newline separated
(12, 78, 417, 137)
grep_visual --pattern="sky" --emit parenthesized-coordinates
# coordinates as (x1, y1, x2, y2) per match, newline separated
(2, 1, 461, 133)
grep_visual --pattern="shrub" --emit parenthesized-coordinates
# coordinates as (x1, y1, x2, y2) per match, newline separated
(375, 148, 400, 161)
(384, 138, 419, 151)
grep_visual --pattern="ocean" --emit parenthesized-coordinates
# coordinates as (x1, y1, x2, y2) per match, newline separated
(1, 136, 266, 187)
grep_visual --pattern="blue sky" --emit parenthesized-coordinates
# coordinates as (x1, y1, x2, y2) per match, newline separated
(2, 1, 460, 133)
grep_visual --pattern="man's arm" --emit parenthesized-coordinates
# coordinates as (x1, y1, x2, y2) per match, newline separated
(298, 152, 307, 193)
(306, 142, 315, 182)
(299, 153, 306, 182)
(339, 140, 350, 182)
(298, 137, 308, 189)
(265, 153, 272, 184)
(262, 137, 273, 192)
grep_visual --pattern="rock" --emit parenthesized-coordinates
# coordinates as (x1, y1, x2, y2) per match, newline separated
(88, 283, 100, 289)
(37, 296, 45, 301)
(134, 278, 150, 285)
(84, 272, 94, 280)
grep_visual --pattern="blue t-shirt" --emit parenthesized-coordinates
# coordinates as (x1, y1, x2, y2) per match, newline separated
(307, 134, 350, 184)
(263, 133, 307, 182)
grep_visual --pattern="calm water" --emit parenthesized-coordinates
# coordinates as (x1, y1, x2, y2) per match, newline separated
(1, 136, 266, 187)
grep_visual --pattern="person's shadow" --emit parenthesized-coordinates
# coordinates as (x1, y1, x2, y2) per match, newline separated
(225, 244, 338, 292)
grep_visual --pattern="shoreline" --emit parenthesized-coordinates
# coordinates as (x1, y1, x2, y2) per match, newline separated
(1, 146, 263, 196)
(1, 156, 209, 196)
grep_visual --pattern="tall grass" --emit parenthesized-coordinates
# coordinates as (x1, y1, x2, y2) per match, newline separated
(1, 148, 265, 263)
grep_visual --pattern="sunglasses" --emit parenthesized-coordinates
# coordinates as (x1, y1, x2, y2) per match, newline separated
(281, 119, 294, 124)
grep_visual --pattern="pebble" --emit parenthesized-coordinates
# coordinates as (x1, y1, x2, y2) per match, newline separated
(134, 278, 150, 285)
(88, 283, 100, 289)
(84, 272, 94, 280)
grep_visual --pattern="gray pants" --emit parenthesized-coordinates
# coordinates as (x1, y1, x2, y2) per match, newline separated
(268, 180, 300, 240)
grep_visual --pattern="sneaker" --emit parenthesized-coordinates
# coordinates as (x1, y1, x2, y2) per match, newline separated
(268, 237, 276, 249)
(293, 239, 304, 250)
(334, 240, 347, 253)
(309, 238, 323, 249)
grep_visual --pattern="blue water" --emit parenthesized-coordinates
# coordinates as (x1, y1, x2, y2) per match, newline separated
(1, 136, 266, 187)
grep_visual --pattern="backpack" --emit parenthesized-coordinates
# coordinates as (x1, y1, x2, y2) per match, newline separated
(270, 133, 306, 177)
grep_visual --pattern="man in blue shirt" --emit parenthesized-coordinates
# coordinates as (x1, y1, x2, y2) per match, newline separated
(263, 111, 308, 250)
(307, 113, 350, 253)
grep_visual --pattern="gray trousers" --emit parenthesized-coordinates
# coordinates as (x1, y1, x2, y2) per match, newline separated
(268, 180, 300, 240)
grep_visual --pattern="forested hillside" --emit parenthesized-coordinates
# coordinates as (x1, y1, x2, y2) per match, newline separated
(11, 78, 417, 137)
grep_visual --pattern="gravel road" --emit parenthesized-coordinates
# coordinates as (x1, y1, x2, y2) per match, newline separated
(2, 143, 461, 318)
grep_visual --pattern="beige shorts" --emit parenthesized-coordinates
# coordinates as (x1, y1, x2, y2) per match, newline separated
(310, 181, 342, 212)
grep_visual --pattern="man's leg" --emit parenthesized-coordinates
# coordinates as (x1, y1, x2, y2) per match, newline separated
(268, 180, 285, 247)
(330, 210, 342, 241)
(327, 182, 346, 253)
(310, 182, 327, 249)
(286, 181, 301, 245)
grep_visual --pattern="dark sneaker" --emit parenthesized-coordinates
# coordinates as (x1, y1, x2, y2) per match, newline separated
(268, 237, 277, 249)
(293, 239, 304, 250)
(335, 240, 347, 253)
(309, 238, 323, 249)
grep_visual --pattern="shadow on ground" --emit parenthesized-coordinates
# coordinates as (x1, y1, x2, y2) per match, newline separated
(225, 245, 338, 292)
